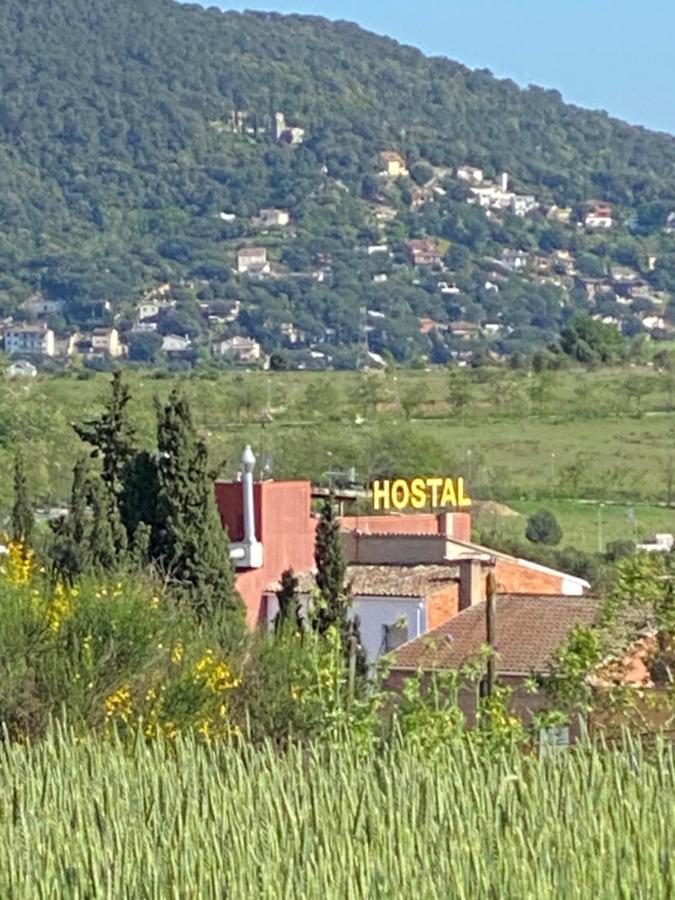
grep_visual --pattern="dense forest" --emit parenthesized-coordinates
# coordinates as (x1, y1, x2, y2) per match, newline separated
(2, 0, 675, 363)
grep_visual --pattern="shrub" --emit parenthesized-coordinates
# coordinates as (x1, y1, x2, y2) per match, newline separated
(526, 509, 563, 545)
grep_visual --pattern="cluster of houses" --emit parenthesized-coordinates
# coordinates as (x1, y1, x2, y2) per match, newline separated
(0, 301, 122, 371)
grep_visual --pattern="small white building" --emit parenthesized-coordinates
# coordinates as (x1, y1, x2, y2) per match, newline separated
(6, 360, 38, 378)
(637, 534, 674, 553)
(455, 165, 484, 184)
(161, 334, 192, 353)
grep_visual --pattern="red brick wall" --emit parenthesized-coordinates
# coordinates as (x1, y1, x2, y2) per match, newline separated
(426, 584, 460, 631)
(494, 558, 565, 595)
(341, 511, 472, 540)
(341, 513, 441, 535)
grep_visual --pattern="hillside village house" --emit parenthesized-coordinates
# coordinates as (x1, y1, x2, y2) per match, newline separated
(585, 202, 613, 229)
(138, 297, 176, 322)
(161, 334, 192, 354)
(216, 335, 263, 363)
(455, 164, 484, 184)
(259, 208, 290, 228)
(3, 323, 55, 357)
(450, 321, 481, 340)
(20, 296, 65, 316)
(237, 247, 270, 275)
(91, 327, 122, 358)
(273, 112, 305, 145)
(379, 151, 408, 178)
(406, 239, 442, 268)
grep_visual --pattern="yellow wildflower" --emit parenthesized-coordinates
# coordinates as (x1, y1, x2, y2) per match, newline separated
(104, 685, 133, 723)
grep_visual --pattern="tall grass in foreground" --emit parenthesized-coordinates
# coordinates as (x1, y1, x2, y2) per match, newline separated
(1, 726, 674, 898)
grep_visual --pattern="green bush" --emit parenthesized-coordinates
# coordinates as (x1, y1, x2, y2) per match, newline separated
(526, 508, 563, 545)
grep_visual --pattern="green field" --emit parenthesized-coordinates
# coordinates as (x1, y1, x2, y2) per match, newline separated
(2, 365, 674, 554)
(476, 499, 675, 553)
(2, 729, 675, 898)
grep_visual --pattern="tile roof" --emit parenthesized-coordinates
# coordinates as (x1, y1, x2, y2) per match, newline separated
(272, 564, 459, 598)
(348, 564, 459, 598)
(390, 594, 601, 675)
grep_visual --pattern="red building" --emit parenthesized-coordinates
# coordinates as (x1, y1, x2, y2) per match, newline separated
(215, 449, 589, 643)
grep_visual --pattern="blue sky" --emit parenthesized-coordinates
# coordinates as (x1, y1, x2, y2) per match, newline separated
(209, 0, 675, 135)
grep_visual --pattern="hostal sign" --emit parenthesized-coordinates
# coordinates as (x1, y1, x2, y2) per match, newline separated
(371, 477, 472, 511)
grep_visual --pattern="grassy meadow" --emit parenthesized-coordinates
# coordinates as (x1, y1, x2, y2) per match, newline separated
(2, 728, 675, 898)
(1, 363, 674, 552)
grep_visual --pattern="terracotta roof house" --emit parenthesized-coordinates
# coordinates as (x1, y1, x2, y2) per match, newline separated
(389, 594, 599, 674)
(386, 594, 602, 741)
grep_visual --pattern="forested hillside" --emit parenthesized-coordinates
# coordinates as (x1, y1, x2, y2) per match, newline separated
(2, 0, 675, 364)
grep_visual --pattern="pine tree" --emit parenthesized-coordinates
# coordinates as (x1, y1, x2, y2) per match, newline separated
(313, 498, 348, 635)
(154, 389, 242, 624)
(275, 568, 303, 633)
(73, 371, 136, 502)
(11, 451, 34, 546)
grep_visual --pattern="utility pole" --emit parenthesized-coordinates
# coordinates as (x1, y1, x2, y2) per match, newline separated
(597, 503, 604, 554)
(485, 571, 497, 699)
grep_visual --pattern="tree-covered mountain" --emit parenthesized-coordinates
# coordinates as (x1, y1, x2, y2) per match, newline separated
(2, 0, 675, 364)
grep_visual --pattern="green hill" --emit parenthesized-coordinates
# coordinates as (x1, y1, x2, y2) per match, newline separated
(2, 0, 675, 363)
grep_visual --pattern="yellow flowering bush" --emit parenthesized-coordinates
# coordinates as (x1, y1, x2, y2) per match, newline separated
(4, 541, 34, 586)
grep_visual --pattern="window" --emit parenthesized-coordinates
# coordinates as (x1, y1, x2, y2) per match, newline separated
(383, 621, 409, 653)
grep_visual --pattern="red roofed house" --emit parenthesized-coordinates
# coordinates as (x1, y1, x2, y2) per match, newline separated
(386, 593, 601, 741)
(215, 450, 590, 662)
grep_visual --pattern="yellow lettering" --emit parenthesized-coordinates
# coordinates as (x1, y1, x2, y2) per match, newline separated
(372, 480, 390, 511)
(410, 478, 427, 510)
(440, 479, 458, 508)
(391, 479, 410, 510)
(427, 477, 443, 508)
(457, 477, 472, 508)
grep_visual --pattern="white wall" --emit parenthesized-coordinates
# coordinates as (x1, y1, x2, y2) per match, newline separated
(264, 592, 427, 663)
(352, 596, 426, 662)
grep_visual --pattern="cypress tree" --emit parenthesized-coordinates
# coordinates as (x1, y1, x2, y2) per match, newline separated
(50, 456, 91, 582)
(119, 450, 160, 546)
(313, 497, 368, 674)
(313, 498, 348, 635)
(154, 389, 242, 623)
(275, 568, 303, 633)
(73, 371, 136, 502)
(88, 474, 127, 571)
(11, 451, 34, 546)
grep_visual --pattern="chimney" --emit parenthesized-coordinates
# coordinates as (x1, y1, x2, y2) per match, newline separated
(241, 445, 258, 546)
(499, 172, 509, 192)
(458, 557, 494, 610)
(229, 445, 263, 569)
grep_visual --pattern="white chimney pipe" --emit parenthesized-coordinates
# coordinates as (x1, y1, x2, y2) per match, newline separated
(228, 446, 264, 569)
(242, 445, 257, 545)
